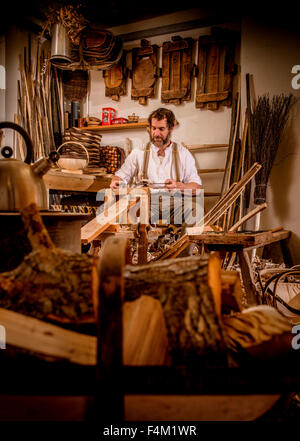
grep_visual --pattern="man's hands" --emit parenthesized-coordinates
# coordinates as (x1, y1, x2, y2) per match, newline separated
(164, 179, 179, 190)
(164, 179, 202, 193)
(110, 176, 124, 190)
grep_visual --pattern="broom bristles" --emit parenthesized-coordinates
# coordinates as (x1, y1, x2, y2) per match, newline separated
(251, 93, 295, 204)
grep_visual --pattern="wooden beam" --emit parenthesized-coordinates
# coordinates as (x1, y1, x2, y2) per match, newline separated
(118, 15, 240, 42)
(81, 196, 138, 244)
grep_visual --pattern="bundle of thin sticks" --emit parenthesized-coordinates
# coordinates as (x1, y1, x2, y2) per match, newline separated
(17, 35, 64, 160)
(41, 4, 88, 46)
(251, 93, 296, 205)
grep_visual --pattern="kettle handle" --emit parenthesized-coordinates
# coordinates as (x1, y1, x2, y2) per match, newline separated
(0, 121, 34, 164)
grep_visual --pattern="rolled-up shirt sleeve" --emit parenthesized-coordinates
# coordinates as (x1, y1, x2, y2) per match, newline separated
(114, 150, 138, 184)
(182, 150, 202, 185)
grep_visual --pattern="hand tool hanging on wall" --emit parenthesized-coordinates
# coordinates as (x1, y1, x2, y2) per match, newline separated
(103, 53, 127, 101)
(161, 36, 194, 105)
(131, 40, 159, 105)
(196, 28, 236, 110)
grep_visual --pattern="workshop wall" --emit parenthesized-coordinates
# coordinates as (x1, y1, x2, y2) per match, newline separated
(241, 17, 300, 263)
(86, 12, 240, 209)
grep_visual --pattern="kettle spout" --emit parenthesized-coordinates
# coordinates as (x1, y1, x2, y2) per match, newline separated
(31, 151, 60, 177)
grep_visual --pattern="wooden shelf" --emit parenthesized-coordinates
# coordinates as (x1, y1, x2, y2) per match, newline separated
(184, 143, 229, 151)
(198, 168, 225, 174)
(77, 122, 149, 132)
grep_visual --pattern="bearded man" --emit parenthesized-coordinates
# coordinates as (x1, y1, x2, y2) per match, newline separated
(110, 108, 203, 226)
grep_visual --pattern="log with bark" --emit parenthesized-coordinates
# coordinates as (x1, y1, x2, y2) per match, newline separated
(0, 203, 97, 322)
(124, 253, 230, 367)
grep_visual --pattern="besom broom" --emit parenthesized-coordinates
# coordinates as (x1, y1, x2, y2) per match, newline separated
(251, 93, 295, 207)
(250, 93, 296, 244)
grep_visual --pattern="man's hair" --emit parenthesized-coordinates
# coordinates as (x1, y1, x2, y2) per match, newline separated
(148, 108, 176, 129)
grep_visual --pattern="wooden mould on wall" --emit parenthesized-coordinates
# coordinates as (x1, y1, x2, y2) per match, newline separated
(103, 53, 127, 101)
(196, 30, 236, 110)
(131, 40, 159, 105)
(161, 36, 194, 105)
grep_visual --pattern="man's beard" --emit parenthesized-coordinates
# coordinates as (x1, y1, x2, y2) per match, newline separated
(151, 132, 171, 147)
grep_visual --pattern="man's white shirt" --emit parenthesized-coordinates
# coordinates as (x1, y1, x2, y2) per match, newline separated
(115, 142, 202, 187)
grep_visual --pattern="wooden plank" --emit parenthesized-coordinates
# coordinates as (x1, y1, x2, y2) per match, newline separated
(1, 307, 96, 365)
(220, 92, 239, 197)
(237, 250, 258, 305)
(44, 170, 111, 192)
(189, 230, 291, 248)
(0, 296, 168, 366)
(190, 231, 272, 247)
(81, 196, 137, 244)
(222, 89, 241, 193)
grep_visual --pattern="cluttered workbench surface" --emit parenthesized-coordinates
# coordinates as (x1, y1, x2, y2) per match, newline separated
(190, 229, 291, 249)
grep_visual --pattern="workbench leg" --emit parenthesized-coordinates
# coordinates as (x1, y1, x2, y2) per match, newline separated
(137, 224, 148, 264)
(280, 238, 293, 267)
(237, 250, 259, 306)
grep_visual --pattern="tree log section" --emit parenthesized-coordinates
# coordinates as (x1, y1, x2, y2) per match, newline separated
(124, 255, 229, 367)
(0, 203, 97, 321)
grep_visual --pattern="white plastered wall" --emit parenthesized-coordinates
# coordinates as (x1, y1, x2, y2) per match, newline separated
(240, 18, 300, 262)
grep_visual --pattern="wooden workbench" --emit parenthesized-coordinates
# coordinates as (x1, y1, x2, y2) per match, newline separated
(190, 230, 291, 250)
(189, 230, 292, 306)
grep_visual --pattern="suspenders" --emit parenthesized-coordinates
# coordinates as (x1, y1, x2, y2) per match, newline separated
(172, 142, 180, 183)
(142, 142, 180, 182)
(142, 142, 151, 180)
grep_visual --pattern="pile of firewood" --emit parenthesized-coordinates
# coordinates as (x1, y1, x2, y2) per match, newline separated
(0, 203, 294, 370)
